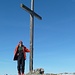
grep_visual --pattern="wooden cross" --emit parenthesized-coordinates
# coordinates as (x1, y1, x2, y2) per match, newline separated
(20, 0, 42, 72)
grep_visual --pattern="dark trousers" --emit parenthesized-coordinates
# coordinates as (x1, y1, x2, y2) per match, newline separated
(17, 57, 25, 74)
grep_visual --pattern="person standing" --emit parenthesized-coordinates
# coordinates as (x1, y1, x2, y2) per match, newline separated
(13, 41, 30, 75)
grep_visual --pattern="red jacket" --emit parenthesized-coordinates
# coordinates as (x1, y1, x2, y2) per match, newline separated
(13, 45, 30, 60)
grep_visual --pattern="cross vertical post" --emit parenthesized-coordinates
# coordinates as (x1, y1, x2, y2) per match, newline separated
(29, 0, 34, 72)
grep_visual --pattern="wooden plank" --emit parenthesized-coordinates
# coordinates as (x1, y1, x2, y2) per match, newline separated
(20, 4, 42, 20)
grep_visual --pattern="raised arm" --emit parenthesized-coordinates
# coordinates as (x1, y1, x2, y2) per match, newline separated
(24, 46, 30, 52)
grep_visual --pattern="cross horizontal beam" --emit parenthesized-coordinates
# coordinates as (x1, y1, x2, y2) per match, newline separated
(20, 4, 42, 20)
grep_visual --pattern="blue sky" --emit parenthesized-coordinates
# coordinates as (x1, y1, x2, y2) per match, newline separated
(0, 0, 75, 75)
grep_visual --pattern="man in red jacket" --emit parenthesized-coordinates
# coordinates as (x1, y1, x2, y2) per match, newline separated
(13, 41, 30, 75)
